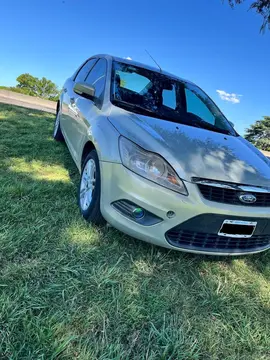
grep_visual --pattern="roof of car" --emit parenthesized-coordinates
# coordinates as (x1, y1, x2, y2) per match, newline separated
(95, 54, 195, 85)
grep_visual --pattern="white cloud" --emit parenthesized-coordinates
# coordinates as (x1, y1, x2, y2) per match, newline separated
(216, 90, 242, 104)
(124, 56, 132, 60)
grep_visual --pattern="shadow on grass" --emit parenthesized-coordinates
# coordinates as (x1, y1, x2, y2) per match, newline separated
(1, 103, 269, 359)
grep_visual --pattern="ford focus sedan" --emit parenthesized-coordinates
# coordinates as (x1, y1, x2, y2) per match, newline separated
(54, 54, 270, 255)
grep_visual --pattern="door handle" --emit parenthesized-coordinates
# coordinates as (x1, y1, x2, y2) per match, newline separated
(70, 97, 75, 105)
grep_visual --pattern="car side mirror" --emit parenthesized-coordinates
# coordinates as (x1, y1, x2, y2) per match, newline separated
(73, 82, 95, 100)
(229, 121, 235, 128)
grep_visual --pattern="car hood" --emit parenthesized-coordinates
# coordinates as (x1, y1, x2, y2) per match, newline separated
(108, 107, 270, 187)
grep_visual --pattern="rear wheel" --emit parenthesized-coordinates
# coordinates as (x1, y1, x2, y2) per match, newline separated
(53, 110, 64, 141)
(78, 150, 105, 225)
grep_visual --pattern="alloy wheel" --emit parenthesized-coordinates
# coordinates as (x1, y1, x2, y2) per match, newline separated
(80, 159, 96, 211)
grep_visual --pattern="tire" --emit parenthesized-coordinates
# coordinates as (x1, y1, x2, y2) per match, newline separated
(78, 150, 105, 225)
(53, 110, 64, 141)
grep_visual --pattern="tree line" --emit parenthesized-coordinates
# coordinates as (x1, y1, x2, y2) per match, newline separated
(0, 73, 60, 102)
(245, 116, 270, 152)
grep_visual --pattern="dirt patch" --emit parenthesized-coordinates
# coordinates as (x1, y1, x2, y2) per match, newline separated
(0, 89, 56, 114)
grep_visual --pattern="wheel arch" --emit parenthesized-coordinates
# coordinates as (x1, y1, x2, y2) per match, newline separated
(81, 141, 96, 169)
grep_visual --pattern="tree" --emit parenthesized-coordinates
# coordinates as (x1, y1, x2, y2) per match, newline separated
(245, 116, 270, 151)
(226, 0, 270, 31)
(16, 73, 60, 101)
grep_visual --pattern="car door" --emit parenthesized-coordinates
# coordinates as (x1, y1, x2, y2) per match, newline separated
(70, 58, 107, 162)
(61, 58, 97, 163)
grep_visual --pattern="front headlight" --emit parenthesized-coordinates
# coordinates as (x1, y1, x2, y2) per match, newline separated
(119, 137, 188, 195)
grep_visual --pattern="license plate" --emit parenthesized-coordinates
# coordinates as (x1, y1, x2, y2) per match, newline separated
(218, 220, 257, 238)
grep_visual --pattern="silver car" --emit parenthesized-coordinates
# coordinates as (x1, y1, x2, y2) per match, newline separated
(53, 54, 270, 256)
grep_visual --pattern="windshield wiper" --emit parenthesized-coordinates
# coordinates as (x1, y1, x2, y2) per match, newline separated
(172, 111, 232, 135)
(112, 99, 233, 135)
(190, 118, 231, 135)
(113, 99, 185, 124)
(112, 99, 156, 117)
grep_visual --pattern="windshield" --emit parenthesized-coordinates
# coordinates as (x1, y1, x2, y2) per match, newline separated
(111, 61, 237, 136)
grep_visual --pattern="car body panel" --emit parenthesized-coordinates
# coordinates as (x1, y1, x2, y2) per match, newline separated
(60, 56, 121, 170)
(61, 78, 80, 163)
(61, 94, 121, 171)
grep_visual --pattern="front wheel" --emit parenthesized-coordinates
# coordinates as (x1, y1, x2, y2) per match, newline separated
(78, 150, 105, 225)
(53, 111, 64, 141)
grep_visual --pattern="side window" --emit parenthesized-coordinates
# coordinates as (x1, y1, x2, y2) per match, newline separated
(185, 88, 215, 125)
(162, 85, 176, 109)
(75, 59, 96, 83)
(85, 59, 107, 99)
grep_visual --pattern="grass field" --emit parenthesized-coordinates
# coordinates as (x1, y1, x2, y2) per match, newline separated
(0, 103, 270, 359)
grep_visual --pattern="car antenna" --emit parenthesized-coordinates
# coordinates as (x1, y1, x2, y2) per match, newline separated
(145, 49, 162, 72)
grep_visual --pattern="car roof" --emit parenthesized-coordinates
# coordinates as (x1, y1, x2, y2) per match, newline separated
(94, 54, 195, 85)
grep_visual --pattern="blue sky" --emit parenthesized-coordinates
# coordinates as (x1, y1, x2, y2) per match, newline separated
(1, 0, 269, 135)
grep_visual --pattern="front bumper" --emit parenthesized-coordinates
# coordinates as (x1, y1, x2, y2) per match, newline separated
(99, 161, 270, 255)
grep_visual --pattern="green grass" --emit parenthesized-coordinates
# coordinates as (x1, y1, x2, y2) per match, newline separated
(0, 103, 269, 360)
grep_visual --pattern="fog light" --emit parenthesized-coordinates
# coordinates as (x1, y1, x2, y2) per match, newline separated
(111, 200, 163, 225)
(132, 207, 145, 219)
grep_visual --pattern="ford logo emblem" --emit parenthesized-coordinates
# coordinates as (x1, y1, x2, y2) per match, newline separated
(239, 194, 257, 204)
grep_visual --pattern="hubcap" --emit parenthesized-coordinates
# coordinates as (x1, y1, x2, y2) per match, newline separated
(80, 159, 96, 211)
(54, 112, 60, 136)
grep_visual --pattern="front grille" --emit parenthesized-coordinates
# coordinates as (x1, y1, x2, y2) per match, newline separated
(198, 184, 270, 207)
(166, 229, 270, 252)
